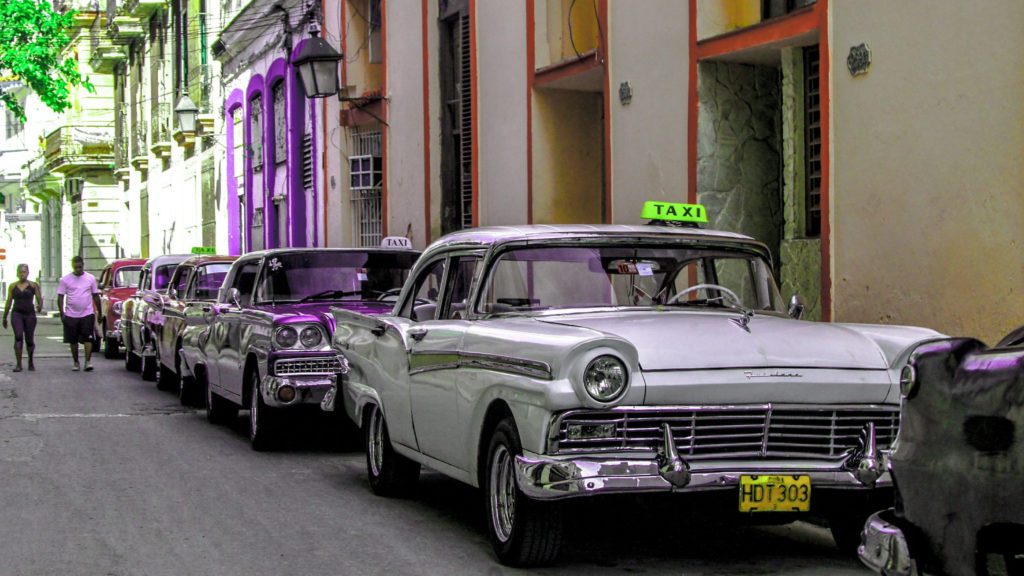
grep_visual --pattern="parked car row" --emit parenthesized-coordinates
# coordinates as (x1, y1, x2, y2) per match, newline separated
(97, 203, 1020, 569)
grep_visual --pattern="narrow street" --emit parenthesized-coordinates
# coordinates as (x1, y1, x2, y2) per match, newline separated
(0, 320, 870, 575)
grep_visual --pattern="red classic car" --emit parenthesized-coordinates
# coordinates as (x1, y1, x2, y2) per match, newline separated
(98, 258, 146, 359)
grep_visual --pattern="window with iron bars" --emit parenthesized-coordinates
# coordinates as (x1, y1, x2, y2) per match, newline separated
(804, 45, 821, 238)
(349, 127, 382, 247)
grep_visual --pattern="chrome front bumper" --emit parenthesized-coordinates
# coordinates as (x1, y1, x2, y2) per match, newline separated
(260, 374, 336, 410)
(515, 423, 890, 500)
(858, 510, 914, 576)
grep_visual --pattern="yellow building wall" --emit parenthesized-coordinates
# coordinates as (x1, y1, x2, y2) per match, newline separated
(830, 0, 1024, 344)
(344, 0, 382, 97)
(531, 89, 603, 224)
(696, 0, 761, 41)
(534, 0, 601, 70)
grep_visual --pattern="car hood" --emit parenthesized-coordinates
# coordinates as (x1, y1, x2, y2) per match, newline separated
(106, 287, 136, 302)
(537, 310, 893, 371)
(259, 300, 393, 330)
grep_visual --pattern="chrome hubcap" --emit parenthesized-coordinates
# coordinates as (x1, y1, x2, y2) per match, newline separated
(249, 378, 259, 439)
(368, 408, 384, 477)
(489, 444, 516, 543)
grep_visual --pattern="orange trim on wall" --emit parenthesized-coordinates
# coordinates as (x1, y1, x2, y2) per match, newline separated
(421, 0, 431, 244)
(687, 0, 697, 205)
(469, 0, 479, 227)
(695, 5, 817, 59)
(599, 0, 611, 223)
(380, 0, 389, 237)
(525, 0, 534, 224)
(818, 1, 831, 322)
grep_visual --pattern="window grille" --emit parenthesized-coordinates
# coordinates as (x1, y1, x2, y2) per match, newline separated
(250, 94, 263, 170)
(273, 82, 286, 164)
(302, 132, 314, 190)
(349, 127, 382, 247)
(804, 45, 821, 238)
(458, 12, 473, 230)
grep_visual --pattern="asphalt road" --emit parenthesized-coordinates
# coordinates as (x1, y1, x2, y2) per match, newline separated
(0, 319, 872, 576)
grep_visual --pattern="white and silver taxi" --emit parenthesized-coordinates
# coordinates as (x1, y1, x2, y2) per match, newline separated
(331, 202, 941, 566)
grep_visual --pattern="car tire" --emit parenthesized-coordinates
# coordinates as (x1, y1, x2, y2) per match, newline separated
(103, 324, 118, 359)
(365, 404, 420, 497)
(157, 362, 177, 391)
(206, 381, 237, 425)
(124, 347, 141, 372)
(177, 353, 199, 407)
(141, 352, 157, 382)
(484, 417, 563, 567)
(249, 371, 278, 452)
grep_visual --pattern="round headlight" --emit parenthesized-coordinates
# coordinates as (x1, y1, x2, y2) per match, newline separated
(584, 356, 629, 402)
(300, 325, 323, 348)
(899, 364, 918, 399)
(275, 326, 298, 348)
(112, 301, 123, 315)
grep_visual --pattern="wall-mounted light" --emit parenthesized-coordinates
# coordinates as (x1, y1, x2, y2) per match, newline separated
(292, 33, 343, 98)
(175, 95, 200, 133)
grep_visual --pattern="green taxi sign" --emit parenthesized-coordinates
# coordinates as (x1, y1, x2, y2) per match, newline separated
(641, 201, 709, 223)
(191, 246, 216, 255)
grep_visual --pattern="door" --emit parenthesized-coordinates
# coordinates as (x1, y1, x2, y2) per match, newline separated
(408, 253, 481, 467)
(207, 259, 259, 398)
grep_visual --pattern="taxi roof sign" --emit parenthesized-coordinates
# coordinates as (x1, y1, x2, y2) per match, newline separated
(381, 236, 413, 249)
(641, 201, 708, 224)
(191, 246, 216, 255)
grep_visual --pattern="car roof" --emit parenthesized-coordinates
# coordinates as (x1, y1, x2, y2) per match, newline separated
(142, 254, 192, 269)
(237, 247, 421, 260)
(425, 224, 766, 255)
(109, 258, 147, 270)
(178, 255, 239, 267)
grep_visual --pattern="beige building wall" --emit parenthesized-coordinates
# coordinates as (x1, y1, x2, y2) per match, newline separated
(477, 0, 529, 226)
(532, 89, 602, 224)
(608, 0, 690, 223)
(384, 0, 429, 246)
(830, 0, 1024, 344)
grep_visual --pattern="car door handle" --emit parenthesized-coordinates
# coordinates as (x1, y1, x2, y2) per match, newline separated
(408, 327, 428, 341)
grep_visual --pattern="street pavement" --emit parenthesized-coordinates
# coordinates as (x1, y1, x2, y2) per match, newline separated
(0, 320, 872, 575)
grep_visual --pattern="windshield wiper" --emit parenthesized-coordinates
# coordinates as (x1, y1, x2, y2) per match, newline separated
(299, 289, 377, 303)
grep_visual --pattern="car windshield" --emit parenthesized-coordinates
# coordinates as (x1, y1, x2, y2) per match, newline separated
(193, 263, 231, 300)
(114, 266, 142, 288)
(153, 264, 178, 291)
(257, 251, 417, 303)
(479, 244, 784, 314)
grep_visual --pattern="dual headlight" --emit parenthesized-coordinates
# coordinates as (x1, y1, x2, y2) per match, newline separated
(274, 324, 326, 350)
(583, 355, 629, 402)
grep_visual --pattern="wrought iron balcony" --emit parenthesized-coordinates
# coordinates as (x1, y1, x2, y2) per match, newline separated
(42, 125, 115, 175)
(108, 16, 144, 40)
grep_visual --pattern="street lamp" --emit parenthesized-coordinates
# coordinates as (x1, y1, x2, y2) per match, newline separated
(292, 32, 343, 98)
(174, 95, 200, 133)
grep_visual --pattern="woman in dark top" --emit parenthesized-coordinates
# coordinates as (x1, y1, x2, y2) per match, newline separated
(3, 264, 44, 372)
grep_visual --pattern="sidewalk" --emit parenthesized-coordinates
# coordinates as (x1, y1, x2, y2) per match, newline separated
(0, 317, 76, 365)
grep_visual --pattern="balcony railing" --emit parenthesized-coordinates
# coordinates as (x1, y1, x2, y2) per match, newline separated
(42, 125, 115, 175)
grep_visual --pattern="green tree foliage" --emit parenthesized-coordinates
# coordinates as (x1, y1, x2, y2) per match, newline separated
(0, 0, 93, 120)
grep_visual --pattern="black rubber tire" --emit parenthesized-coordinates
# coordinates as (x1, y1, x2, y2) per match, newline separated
(484, 418, 563, 567)
(124, 349, 141, 372)
(177, 352, 199, 407)
(365, 405, 420, 497)
(249, 372, 278, 452)
(206, 381, 238, 425)
(156, 360, 177, 391)
(103, 323, 119, 359)
(141, 353, 157, 382)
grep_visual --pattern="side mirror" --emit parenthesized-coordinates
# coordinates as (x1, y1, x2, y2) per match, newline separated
(228, 287, 242, 308)
(788, 294, 806, 320)
(168, 287, 178, 299)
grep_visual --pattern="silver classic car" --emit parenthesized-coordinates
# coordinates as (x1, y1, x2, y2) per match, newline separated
(332, 206, 941, 566)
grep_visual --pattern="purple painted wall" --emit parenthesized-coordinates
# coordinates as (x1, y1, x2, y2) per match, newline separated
(224, 88, 245, 255)
(244, 74, 265, 253)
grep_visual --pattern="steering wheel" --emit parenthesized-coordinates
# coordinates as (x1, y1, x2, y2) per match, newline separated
(376, 287, 403, 302)
(665, 283, 743, 307)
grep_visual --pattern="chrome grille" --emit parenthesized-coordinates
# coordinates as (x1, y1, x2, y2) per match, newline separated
(272, 357, 347, 377)
(551, 405, 899, 459)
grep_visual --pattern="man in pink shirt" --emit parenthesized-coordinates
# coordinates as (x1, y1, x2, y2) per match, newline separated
(57, 256, 101, 372)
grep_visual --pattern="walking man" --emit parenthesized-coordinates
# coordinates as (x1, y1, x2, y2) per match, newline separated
(57, 256, 101, 372)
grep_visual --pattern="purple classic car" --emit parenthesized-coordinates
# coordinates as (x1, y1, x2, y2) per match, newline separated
(179, 247, 419, 450)
(859, 327, 1024, 576)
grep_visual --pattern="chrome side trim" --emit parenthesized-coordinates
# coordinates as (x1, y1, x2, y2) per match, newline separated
(408, 349, 553, 380)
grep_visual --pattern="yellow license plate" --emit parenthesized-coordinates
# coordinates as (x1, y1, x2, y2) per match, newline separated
(738, 475, 811, 512)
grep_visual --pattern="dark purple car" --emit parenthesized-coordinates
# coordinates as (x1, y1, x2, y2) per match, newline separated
(179, 248, 419, 450)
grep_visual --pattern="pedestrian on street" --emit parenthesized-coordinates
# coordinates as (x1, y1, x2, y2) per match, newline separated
(57, 256, 101, 372)
(2, 263, 44, 372)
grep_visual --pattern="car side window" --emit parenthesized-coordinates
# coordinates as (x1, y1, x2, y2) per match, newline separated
(100, 268, 110, 289)
(231, 261, 260, 307)
(171, 266, 191, 297)
(442, 256, 481, 320)
(403, 258, 446, 321)
(138, 269, 149, 290)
